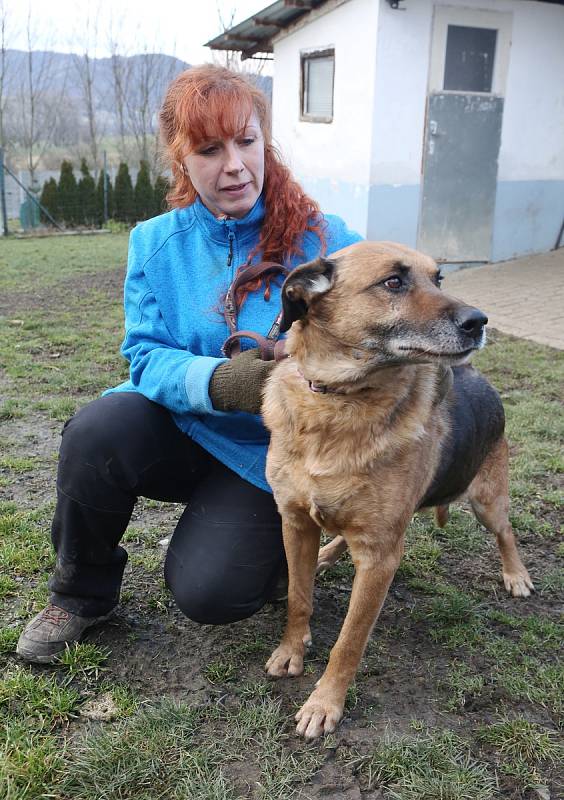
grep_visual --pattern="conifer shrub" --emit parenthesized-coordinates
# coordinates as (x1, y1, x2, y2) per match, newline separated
(39, 178, 59, 225)
(58, 161, 79, 226)
(153, 175, 170, 216)
(77, 159, 97, 226)
(95, 170, 114, 226)
(134, 160, 154, 222)
(114, 162, 134, 224)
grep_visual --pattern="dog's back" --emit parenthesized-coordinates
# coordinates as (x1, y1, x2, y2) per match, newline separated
(420, 365, 505, 508)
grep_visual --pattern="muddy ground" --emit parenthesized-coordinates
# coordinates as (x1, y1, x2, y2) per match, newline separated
(1, 263, 562, 799)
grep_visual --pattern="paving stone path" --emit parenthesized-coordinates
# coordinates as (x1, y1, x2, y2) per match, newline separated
(444, 248, 564, 350)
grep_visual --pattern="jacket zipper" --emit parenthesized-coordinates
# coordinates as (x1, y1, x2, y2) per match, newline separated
(227, 229, 235, 268)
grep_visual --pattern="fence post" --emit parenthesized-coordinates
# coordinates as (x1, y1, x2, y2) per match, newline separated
(2, 161, 64, 232)
(554, 216, 564, 251)
(103, 150, 109, 223)
(0, 147, 9, 236)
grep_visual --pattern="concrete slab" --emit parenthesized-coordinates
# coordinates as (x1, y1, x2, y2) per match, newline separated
(443, 248, 564, 350)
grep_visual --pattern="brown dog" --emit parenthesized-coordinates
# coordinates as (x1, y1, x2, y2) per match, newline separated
(262, 241, 533, 740)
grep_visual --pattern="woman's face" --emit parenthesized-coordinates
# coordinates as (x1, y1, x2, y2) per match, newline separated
(184, 111, 265, 219)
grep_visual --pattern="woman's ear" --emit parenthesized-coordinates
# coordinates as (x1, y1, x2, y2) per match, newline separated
(280, 256, 337, 333)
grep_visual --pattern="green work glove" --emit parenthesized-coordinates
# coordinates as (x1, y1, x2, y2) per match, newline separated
(209, 348, 275, 414)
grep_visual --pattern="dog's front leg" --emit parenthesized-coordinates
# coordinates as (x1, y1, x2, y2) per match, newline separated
(295, 538, 403, 740)
(266, 511, 321, 679)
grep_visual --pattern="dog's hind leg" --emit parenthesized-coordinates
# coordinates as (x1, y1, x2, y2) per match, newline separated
(467, 437, 534, 597)
(317, 535, 348, 573)
(266, 510, 321, 679)
(434, 505, 450, 528)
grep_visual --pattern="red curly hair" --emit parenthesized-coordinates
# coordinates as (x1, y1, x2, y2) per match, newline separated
(159, 64, 326, 264)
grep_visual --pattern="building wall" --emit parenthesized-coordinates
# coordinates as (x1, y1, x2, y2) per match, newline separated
(367, 0, 432, 246)
(491, 1, 564, 259)
(370, 0, 564, 259)
(272, 0, 380, 237)
(273, 0, 564, 261)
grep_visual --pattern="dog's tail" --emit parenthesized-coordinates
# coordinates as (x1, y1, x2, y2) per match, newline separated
(435, 504, 450, 528)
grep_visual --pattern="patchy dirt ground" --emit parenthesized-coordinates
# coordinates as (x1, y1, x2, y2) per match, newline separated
(1, 259, 562, 799)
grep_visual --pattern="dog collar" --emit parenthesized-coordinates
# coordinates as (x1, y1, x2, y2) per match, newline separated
(308, 380, 343, 394)
(297, 367, 349, 395)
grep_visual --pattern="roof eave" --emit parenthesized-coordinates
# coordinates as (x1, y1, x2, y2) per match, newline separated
(205, 0, 330, 60)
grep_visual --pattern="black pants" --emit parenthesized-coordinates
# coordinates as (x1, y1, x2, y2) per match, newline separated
(48, 392, 285, 623)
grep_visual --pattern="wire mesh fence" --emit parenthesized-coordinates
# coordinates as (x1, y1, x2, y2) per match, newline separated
(0, 151, 170, 235)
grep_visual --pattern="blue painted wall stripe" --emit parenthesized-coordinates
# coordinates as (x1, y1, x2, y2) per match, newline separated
(297, 176, 564, 262)
(491, 180, 564, 261)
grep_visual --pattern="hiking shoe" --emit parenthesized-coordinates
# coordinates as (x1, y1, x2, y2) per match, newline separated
(16, 604, 115, 664)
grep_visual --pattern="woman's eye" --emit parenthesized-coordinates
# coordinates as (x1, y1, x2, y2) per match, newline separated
(240, 137, 256, 146)
(383, 276, 403, 290)
(199, 145, 218, 156)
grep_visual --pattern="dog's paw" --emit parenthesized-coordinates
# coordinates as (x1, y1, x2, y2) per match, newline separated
(316, 539, 344, 573)
(504, 570, 534, 597)
(265, 641, 305, 678)
(295, 689, 344, 740)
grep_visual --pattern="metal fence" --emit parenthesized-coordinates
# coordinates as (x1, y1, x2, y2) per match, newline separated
(0, 152, 143, 234)
(3, 169, 122, 218)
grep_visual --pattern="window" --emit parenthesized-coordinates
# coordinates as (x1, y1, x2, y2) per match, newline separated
(443, 25, 498, 93)
(301, 49, 335, 122)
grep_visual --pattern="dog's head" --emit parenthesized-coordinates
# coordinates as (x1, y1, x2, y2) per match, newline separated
(281, 241, 487, 368)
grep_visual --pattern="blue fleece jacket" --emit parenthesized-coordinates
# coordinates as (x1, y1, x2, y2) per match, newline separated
(104, 194, 362, 492)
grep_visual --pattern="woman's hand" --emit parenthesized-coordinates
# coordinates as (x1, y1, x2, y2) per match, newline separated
(209, 349, 275, 414)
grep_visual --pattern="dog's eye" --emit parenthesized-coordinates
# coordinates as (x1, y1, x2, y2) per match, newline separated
(435, 273, 444, 287)
(383, 276, 403, 290)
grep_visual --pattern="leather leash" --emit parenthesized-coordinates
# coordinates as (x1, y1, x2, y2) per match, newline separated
(222, 261, 289, 361)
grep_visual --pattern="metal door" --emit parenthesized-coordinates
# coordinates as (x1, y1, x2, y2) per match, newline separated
(418, 8, 512, 263)
(419, 94, 503, 262)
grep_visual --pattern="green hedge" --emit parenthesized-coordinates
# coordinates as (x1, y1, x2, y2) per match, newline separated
(41, 161, 170, 228)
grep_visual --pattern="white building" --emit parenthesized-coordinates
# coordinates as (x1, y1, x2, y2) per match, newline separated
(208, 0, 564, 265)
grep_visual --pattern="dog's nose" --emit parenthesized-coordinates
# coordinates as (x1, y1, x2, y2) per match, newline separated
(453, 306, 488, 338)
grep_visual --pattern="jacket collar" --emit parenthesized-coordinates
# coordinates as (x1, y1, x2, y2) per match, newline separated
(192, 193, 265, 243)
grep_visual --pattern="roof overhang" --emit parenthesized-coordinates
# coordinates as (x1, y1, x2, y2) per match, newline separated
(205, 0, 331, 60)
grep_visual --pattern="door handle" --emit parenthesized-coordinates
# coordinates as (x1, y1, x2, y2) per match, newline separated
(429, 120, 440, 136)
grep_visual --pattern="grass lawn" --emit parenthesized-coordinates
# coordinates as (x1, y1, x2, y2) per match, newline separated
(0, 232, 562, 800)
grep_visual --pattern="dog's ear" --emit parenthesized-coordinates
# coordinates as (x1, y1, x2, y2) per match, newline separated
(280, 257, 337, 333)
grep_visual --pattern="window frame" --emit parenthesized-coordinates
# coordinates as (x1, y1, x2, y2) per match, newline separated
(300, 47, 335, 124)
(443, 24, 498, 94)
(428, 6, 512, 97)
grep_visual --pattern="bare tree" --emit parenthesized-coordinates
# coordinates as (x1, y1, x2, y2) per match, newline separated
(107, 11, 131, 163)
(108, 19, 182, 174)
(213, 4, 238, 71)
(72, 5, 105, 175)
(0, 0, 16, 150)
(13, 4, 69, 185)
(123, 40, 180, 175)
(109, 49, 130, 162)
(213, 3, 267, 77)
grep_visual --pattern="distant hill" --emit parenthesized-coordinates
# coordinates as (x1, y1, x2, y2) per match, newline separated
(5, 51, 191, 116)
(4, 49, 273, 138)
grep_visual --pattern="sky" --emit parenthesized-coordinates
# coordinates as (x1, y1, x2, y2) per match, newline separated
(5, 0, 272, 66)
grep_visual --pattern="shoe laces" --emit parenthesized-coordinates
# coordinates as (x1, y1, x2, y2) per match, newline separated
(42, 605, 71, 624)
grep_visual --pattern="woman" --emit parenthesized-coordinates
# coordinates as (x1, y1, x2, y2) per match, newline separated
(17, 65, 362, 664)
